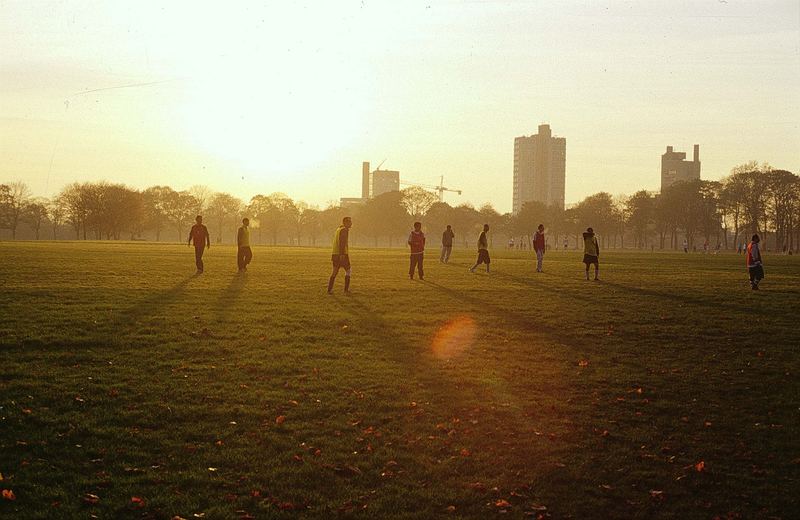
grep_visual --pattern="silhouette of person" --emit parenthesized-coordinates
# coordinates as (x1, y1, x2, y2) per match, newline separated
(237, 218, 252, 272)
(408, 221, 426, 280)
(583, 227, 600, 280)
(440, 225, 455, 263)
(469, 224, 491, 273)
(533, 223, 546, 272)
(328, 216, 352, 294)
(187, 215, 210, 274)
(746, 234, 764, 290)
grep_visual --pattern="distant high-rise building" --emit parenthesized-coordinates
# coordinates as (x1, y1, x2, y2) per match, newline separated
(371, 169, 400, 197)
(661, 145, 701, 190)
(513, 124, 566, 214)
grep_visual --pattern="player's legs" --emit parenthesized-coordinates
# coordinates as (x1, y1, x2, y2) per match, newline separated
(195, 245, 204, 273)
(328, 262, 340, 293)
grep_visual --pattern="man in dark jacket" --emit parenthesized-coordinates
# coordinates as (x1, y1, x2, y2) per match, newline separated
(469, 224, 491, 273)
(582, 227, 599, 280)
(440, 225, 455, 263)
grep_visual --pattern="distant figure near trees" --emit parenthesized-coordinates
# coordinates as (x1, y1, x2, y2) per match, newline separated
(683, 239, 689, 253)
(327, 216, 352, 294)
(746, 234, 764, 290)
(533, 223, 545, 273)
(408, 222, 426, 280)
(440, 225, 455, 264)
(469, 224, 491, 273)
(187, 215, 210, 274)
(582, 227, 600, 281)
(237, 218, 252, 272)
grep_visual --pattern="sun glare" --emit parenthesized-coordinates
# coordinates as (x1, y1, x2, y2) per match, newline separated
(160, 4, 381, 177)
(431, 316, 477, 360)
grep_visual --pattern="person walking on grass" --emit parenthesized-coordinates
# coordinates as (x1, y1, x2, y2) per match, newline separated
(408, 221, 426, 280)
(188, 215, 211, 274)
(327, 216, 352, 294)
(440, 224, 455, 263)
(469, 224, 491, 273)
(582, 227, 600, 281)
(746, 234, 764, 290)
(533, 223, 546, 273)
(237, 218, 252, 272)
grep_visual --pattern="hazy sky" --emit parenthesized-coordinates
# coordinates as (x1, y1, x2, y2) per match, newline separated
(2, 0, 799, 212)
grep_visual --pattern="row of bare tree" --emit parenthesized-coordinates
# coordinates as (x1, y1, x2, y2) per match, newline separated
(1, 162, 797, 250)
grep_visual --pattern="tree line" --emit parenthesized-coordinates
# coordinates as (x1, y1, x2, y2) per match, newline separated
(1, 162, 797, 251)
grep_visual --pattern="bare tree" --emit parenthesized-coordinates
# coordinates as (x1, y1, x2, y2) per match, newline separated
(401, 186, 437, 220)
(23, 197, 50, 240)
(0, 181, 32, 239)
(206, 192, 243, 243)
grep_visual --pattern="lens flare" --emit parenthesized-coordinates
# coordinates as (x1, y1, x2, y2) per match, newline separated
(431, 316, 476, 360)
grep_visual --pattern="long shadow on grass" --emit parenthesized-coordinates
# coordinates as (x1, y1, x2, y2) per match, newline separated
(422, 279, 578, 347)
(214, 272, 247, 322)
(332, 291, 573, 491)
(117, 274, 197, 329)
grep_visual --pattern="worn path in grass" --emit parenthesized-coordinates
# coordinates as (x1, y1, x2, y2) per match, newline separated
(0, 241, 798, 519)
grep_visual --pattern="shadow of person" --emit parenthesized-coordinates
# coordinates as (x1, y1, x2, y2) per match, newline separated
(117, 274, 196, 330)
(214, 272, 248, 321)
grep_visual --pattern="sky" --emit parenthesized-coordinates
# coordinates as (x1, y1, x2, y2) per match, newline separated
(1, 0, 799, 213)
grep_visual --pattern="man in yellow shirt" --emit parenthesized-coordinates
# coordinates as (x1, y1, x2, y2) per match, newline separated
(328, 216, 352, 294)
(237, 218, 252, 272)
(582, 227, 600, 281)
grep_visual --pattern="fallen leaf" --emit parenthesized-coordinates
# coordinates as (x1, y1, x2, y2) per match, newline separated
(207, 467, 218, 472)
(445, 505, 456, 513)
(460, 448, 471, 457)
(2, 489, 16, 501)
(695, 461, 706, 472)
(131, 496, 145, 508)
(494, 499, 511, 508)
(83, 493, 100, 504)
(275, 415, 286, 425)
(578, 360, 589, 367)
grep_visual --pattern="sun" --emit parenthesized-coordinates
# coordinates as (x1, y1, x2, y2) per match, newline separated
(179, 65, 368, 175)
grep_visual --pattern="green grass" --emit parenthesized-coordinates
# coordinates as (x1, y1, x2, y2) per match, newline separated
(0, 241, 798, 519)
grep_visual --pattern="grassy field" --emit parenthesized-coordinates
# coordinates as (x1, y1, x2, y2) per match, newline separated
(0, 241, 798, 519)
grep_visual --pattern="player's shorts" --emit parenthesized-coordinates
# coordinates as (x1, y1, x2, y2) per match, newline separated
(748, 265, 764, 281)
(331, 254, 351, 270)
(583, 254, 599, 265)
(476, 249, 491, 264)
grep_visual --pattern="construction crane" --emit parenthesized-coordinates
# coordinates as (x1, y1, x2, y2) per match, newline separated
(399, 176, 462, 203)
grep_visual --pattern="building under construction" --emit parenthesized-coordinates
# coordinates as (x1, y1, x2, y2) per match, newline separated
(340, 161, 460, 207)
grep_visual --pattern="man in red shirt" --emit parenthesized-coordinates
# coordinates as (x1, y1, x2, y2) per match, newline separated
(187, 215, 210, 274)
(408, 221, 426, 280)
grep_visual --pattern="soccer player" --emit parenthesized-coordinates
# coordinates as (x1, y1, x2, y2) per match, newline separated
(408, 221, 426, 279)
(440, 225, 455, 263)
(237, 218, 252, 272)
(582, 227, 600, 281)
(187, 215, 210, 274)
(533, 223, 546, 273)
(328, 216, 352, 294)
(469, 224, 491, 273)
(746, 234, 764, 290)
